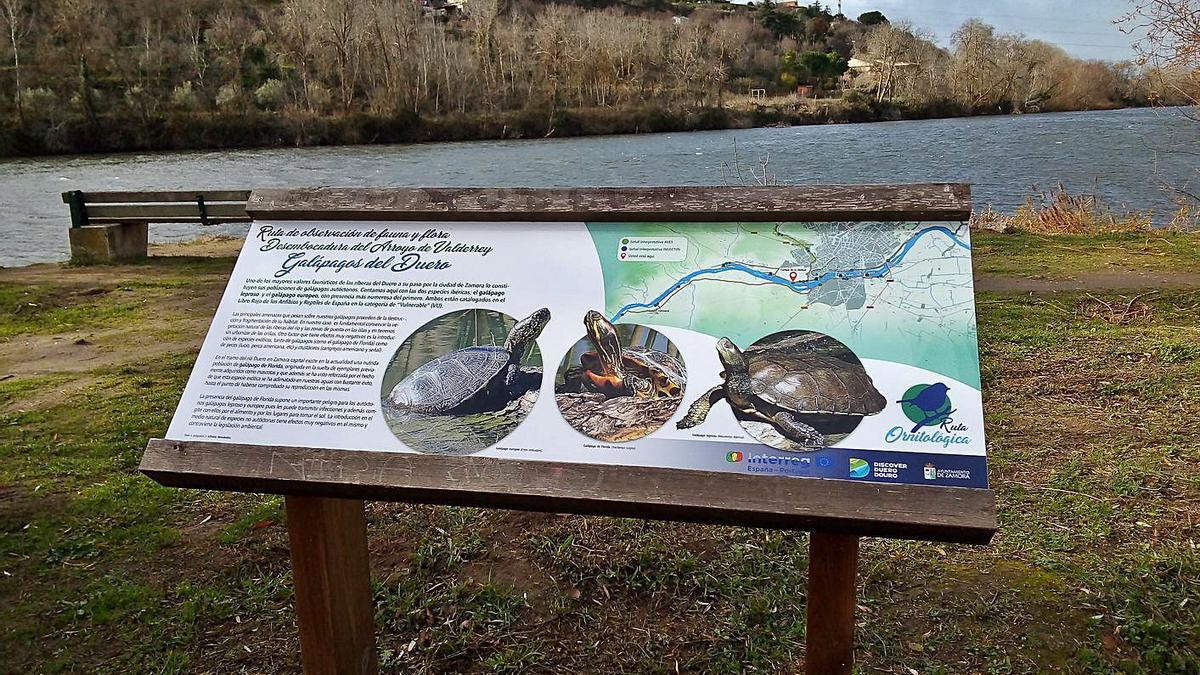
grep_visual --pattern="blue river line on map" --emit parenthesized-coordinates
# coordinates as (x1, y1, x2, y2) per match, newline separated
(610, 225, 971, 322)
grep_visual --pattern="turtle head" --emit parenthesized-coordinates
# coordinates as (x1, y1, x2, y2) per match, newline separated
(715, 338, 748, 375)
(584, 310, 624, 377)
(505, 308, 551, 355)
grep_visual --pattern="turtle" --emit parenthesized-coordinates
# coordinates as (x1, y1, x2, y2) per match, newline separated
(577, 310, 686, 399)
(385, 308, 551, 415)
(676, 336, 886, 448)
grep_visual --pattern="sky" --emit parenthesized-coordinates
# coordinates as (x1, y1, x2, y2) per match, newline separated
(834, 1, 1141, 62)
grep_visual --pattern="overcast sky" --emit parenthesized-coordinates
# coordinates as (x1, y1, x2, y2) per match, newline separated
(834, 0, 1140, 61)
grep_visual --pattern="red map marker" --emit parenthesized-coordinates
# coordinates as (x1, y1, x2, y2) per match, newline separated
(788, 271, 798, 281)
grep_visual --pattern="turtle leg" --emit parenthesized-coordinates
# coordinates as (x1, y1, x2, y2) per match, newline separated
(773, 412, 826, 448)
(676, 386, 725, 429)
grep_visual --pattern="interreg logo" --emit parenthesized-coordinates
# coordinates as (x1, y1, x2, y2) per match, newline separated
(849, 458, 870, 478)
(886, 382, 973, 449)
(726, 451, 744, 462)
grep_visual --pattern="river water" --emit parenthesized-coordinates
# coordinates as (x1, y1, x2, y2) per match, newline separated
(1, 106, 1195, 267)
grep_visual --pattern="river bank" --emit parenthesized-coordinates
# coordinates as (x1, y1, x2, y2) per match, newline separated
(0, 96, 1142, 159)
(1, 230, 1197, 672)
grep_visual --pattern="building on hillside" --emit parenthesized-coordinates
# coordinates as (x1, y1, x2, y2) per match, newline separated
(846, 57, 874, 74)
(414, 0, 463, 19)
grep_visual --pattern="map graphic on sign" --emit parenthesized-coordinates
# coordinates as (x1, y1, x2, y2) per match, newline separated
(588, 222, 980, 388)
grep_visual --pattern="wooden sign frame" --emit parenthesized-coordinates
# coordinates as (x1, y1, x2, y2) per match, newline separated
(141, 185, 994, 675)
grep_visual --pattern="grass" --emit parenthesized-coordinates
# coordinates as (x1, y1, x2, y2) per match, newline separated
(971, 230, 1200, 279)
(0, 238, 1198, 673)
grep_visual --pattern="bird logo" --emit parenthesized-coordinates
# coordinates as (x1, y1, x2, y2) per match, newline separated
(898, 383, 955, 432)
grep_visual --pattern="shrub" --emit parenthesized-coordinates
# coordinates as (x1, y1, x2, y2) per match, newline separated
(973, 185, 1153, 234)
(215, 83, 242, 110)
(171, 82, 200, 111)
(254, 79, 287, 110)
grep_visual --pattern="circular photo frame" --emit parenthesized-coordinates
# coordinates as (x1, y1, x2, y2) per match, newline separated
(678, 330, 886, 452)
(381, 307, 549, 454)
(554, 310, 687, 443)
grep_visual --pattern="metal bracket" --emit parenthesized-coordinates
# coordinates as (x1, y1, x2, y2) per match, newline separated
(66, 190, 88, 228)
(197, 195, 210, 227)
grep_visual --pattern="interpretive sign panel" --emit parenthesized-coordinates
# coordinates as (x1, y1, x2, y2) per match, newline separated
(163, 197, 987, 489)
(143, 186, 995, 545)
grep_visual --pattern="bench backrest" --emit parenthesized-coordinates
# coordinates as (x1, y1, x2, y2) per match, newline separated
(62, 190, 252, 228)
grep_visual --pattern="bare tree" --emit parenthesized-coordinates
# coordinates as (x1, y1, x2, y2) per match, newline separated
(316, 0, 359, 110)
(0, 0, 32, 117)
(1120, 0, 1200, 214)
(1121, 0, 1200, 104)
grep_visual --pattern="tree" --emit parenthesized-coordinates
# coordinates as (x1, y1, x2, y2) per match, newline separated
(948, 19, 1008, 109)
(859, 22, 923, 102)
(51, 0, 112, 127)
(780, 49, 846, 88)
(806, 15, 831, 42)
(756, 0, 802, 39)
(857, 10, 888, 26)
(315, 0, 360, 110)
(801, 50, 846, 82)
(1120, 0, 1200, 214)
(1121, 0, 1200, 104)
(0, 0, 32, 117)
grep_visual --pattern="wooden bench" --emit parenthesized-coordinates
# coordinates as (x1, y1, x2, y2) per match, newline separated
(63, 189, 251, 263)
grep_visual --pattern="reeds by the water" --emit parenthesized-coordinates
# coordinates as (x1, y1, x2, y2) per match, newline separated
(971, 185, 1163, 234)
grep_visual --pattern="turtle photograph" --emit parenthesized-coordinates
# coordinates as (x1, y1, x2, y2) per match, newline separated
(554, 310, 687, 442)
(677, 330, 886, 452)
(380, 307, 550, 454)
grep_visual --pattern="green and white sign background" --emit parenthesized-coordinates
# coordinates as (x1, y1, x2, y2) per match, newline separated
(166, 219, 988, 489)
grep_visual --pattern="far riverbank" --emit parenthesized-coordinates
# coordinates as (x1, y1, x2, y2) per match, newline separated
(0, 97, 1149, 160)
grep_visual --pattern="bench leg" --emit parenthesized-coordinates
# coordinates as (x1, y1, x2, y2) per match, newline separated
(68, 222, 148, 263)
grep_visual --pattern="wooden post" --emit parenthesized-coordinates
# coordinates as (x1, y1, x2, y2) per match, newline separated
(285, 496, 378, 675)
(805, 532, 860, 675)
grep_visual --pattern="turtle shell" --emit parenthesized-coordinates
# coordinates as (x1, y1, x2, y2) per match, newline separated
(387, 345, 509, 414)
(746, 352, 886, 415)
(622, 347, 686, 390)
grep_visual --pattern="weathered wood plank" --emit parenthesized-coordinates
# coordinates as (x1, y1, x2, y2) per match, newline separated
(246, 185, 973, 222)
(140, 440, 996, 544)
(86, 203, 248, 219)
(286, 497, 378, 675)
(84, 217, 250, 225)
(805, 533, 860, 674)
(62, 190, 251, 204)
